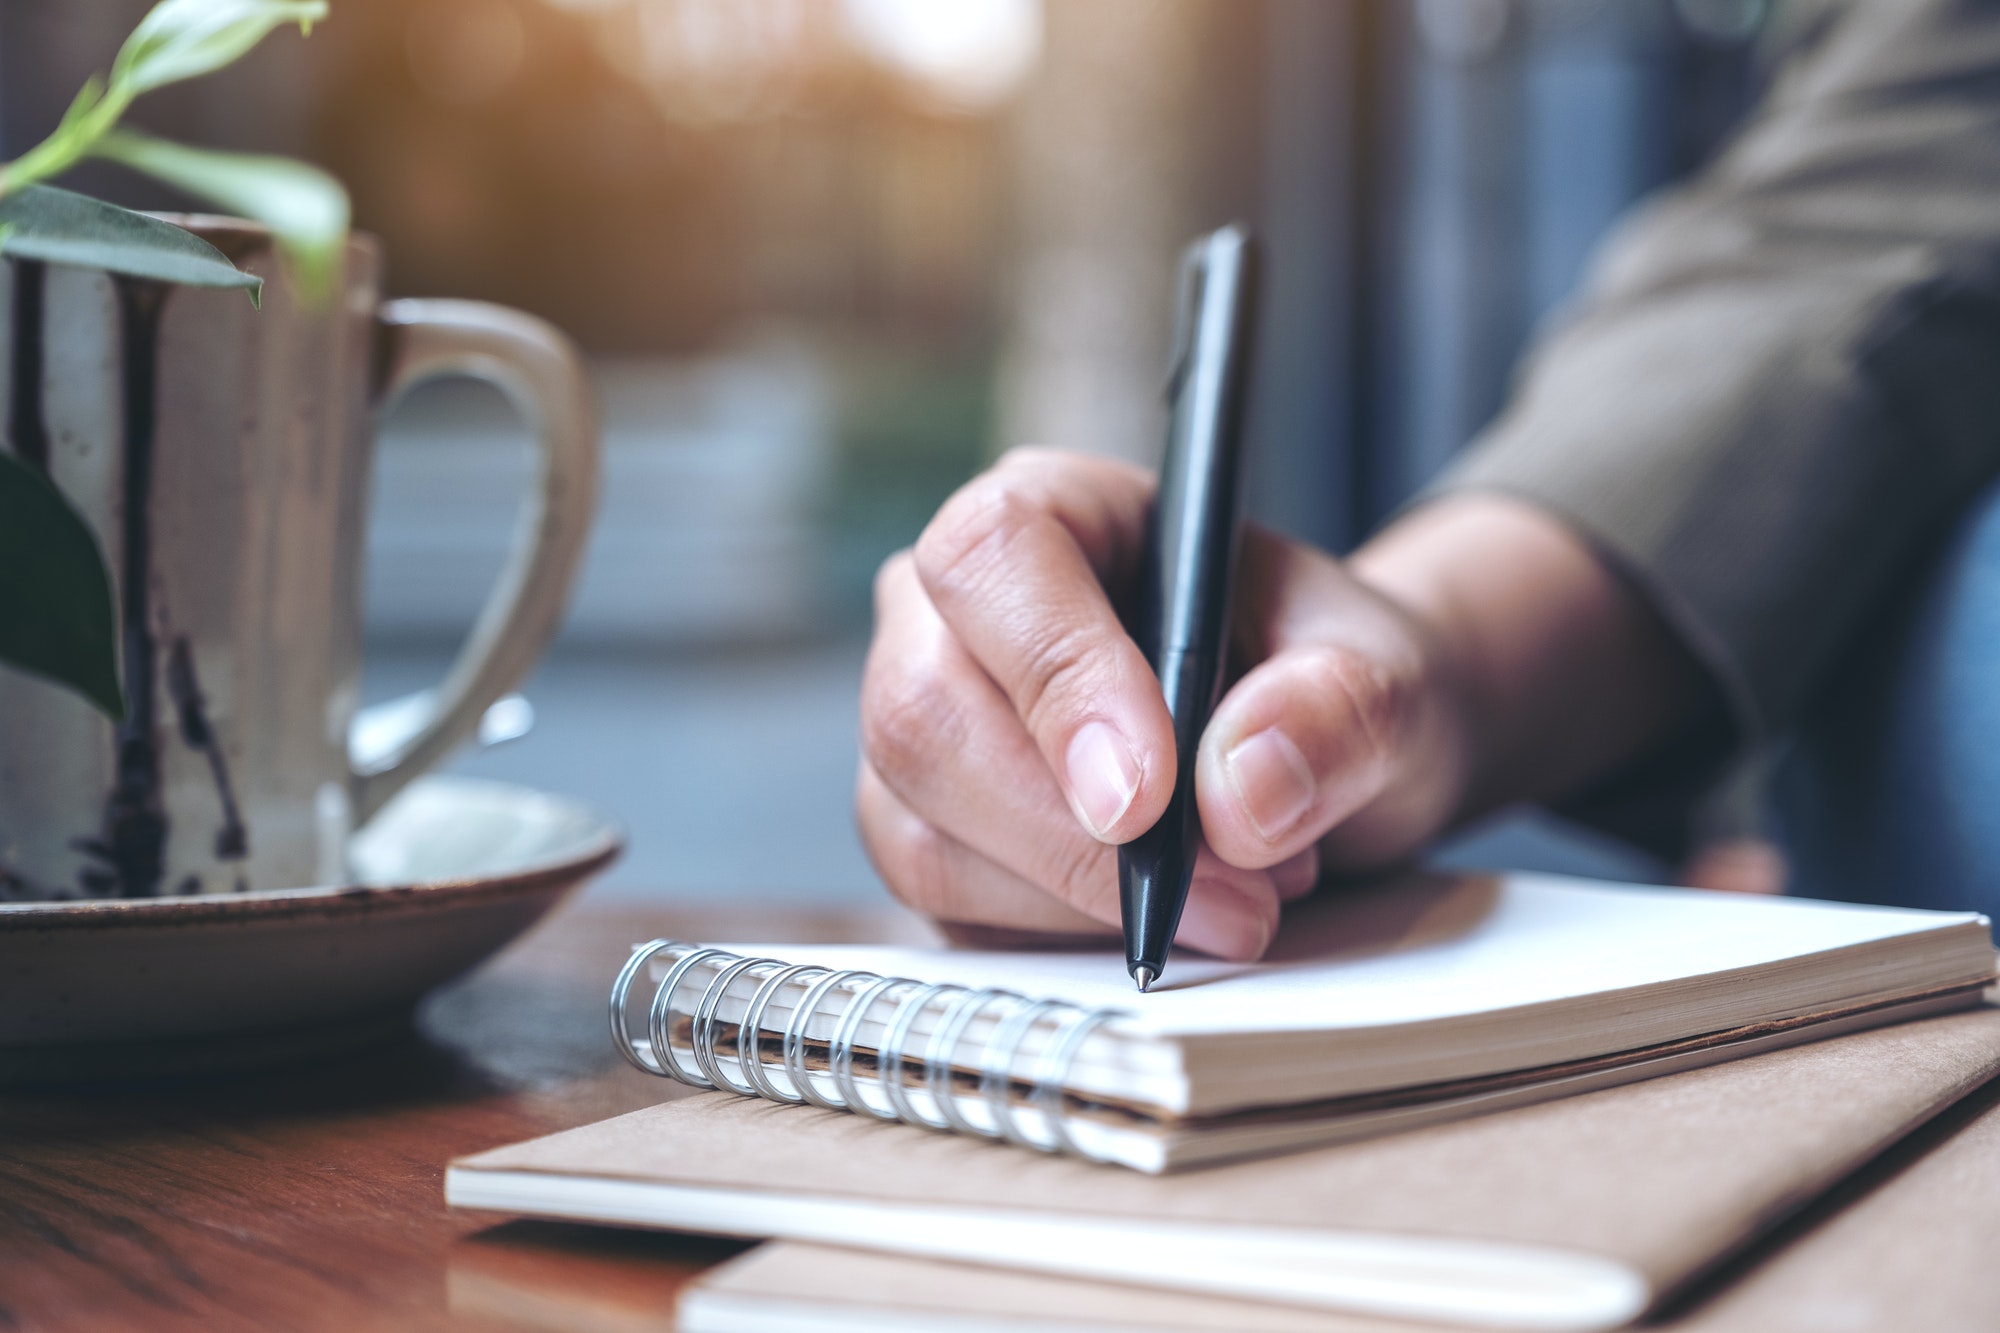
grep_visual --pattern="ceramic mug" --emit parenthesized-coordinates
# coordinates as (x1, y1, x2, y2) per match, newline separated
(0, 220, 598, 899)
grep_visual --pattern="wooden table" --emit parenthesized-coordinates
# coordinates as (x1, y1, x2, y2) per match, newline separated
(0, 900, 940, 1332)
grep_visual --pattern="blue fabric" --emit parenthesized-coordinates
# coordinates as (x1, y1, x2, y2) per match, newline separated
(1778, 476, 2000, 914)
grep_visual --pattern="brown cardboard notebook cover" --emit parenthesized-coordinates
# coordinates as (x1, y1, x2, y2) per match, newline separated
(682, 1045, 2000, 1332)
(451, 1007, 2000, 1331)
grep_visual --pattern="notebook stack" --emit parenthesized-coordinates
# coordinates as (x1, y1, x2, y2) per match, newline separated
(447, 871, 2000, 1331)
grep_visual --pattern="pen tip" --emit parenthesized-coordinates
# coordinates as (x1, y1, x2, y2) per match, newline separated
(1132, 965, 1157, 994)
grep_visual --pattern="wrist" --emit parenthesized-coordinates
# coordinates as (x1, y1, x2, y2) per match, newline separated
(1349, 492, 1709, 820)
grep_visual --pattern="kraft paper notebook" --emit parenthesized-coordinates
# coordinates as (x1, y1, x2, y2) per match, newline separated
(547, 872, 1981, 1171)
(678, 1041, 2000, 1333)
(455, 1008, 2000, 1333)
(677, 1026, 2000, 1333)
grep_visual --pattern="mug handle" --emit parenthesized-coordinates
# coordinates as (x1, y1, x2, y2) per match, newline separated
(349, 298, 600, 825)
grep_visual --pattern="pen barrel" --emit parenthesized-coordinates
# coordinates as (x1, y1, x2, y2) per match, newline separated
(1147, 229, 1255, 659)
(1120, 648, 1222, 976)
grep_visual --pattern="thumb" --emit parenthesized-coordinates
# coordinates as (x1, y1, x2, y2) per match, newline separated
(1193, 641, 1426, 870)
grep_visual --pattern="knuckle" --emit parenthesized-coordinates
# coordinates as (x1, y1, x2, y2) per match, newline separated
(1012, 620, 1101, 739)
(1296, 644, 1414, 767)
(858, 652, 959, 792)
(914, 475, 1032, 606)
(910, 474, 1107, 735)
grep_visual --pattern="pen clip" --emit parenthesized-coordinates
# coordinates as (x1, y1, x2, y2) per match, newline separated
(1162, 241, 1208, 405)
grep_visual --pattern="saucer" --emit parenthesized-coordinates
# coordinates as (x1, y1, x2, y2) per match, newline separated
(0, 775, 622, 1084)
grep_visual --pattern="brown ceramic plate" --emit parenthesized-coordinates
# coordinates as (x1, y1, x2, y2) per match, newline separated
(0, 776, 622, 1083)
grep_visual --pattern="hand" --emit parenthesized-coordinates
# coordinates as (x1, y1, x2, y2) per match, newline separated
(855, 448, 1475, 960)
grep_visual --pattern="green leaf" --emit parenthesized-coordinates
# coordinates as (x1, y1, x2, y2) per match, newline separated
(0, 184, 261, 297)
(0, 77, 127, 198)
(54, 76, 110, 139)
(111, 0, 327, 98)
(94, 131, 348, 304)
(0, 452, 124, 720)
(0, 0, 327, 201)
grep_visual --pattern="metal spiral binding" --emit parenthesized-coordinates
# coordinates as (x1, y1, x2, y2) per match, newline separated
(609, 939, 1126, 1159)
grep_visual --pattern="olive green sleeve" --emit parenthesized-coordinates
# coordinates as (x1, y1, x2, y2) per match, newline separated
(1437, 0, 2000, 789)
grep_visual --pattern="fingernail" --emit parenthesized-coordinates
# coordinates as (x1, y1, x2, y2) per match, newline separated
(1224, 728, 1316, 842)
(1175, 878, 1273, 960)
(1065, 721, 1141, 838)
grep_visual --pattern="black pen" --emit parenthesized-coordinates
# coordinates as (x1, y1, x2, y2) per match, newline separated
(1120, 225, 1259, 993)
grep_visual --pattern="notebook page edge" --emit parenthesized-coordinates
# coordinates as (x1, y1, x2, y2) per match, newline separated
(1150, 987, 1985, 1168)
(1169, 927, 1997, 1110)
(678, 1241, 1384, 1333)
(444, 1169, 1648, 1332)
(681, 1290, 1098, 1333)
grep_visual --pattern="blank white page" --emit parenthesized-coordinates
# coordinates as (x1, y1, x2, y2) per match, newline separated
(715, 872, 1990, 1039)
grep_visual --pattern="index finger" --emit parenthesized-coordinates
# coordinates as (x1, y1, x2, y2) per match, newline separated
(912, 448, 1174, 845)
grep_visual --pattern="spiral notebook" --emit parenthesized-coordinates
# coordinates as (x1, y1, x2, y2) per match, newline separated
(578, 872, 1993, 1172)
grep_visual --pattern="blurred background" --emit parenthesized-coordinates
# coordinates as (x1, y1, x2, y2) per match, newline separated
(0, 0, 1773, 902)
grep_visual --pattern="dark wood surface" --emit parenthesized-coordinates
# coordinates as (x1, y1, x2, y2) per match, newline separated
(0, 899, 940, 1333)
